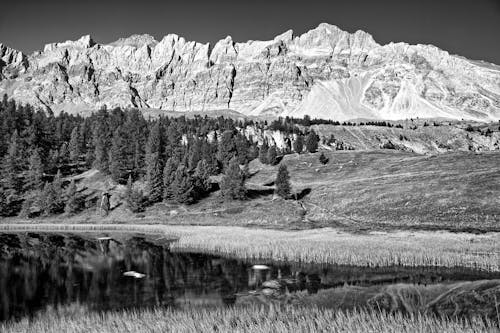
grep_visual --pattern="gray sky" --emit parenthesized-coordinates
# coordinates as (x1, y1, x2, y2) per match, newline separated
(1, 0, 499, 64)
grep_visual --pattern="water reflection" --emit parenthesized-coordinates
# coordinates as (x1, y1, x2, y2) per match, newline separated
(0, 232, 499, 322)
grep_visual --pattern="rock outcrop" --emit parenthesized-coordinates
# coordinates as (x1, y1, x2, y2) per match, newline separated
(1, 23, 500, 121)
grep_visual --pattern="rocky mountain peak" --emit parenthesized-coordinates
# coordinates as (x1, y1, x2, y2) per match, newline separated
(0, 24, 499, 121)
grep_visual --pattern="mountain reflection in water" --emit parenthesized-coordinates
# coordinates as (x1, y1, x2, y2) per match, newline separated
(0, 232, 499, 322)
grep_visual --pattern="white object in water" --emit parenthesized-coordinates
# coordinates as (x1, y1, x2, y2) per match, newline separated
(123, 271, 146, 279)
(252, 264, 270, 270)
(97, 237, 113, 240)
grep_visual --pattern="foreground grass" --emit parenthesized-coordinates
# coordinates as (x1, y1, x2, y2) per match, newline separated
(1, 304, 497, 333)
(1, 224, 499, 272)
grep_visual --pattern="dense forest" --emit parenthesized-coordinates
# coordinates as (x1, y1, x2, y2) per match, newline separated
(0, 95, 323, 218)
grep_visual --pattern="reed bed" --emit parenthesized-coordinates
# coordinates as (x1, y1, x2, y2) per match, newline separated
(1, 224, 499, 271)
(1, 304, 497, 333)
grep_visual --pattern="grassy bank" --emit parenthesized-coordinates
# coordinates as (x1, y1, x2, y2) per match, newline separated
(1, 224, 499, 271)
(1, 304, 497, 333)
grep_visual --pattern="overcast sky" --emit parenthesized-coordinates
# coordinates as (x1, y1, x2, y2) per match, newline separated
(1, 0, 499, 64)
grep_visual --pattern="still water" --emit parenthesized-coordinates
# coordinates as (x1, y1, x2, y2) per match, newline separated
(1, 232, 499, 322)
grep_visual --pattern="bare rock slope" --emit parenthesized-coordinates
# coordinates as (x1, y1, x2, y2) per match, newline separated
(1, 24, 500, 121)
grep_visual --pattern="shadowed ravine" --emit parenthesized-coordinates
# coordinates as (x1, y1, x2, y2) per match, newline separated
(1, 232, 499, 323)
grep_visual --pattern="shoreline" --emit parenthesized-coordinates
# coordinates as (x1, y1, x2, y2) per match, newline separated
(1, 223, 499, 272)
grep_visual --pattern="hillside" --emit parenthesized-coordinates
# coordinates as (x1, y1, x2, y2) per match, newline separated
(10, 150, 499, 233)
(1, 23, 500, 121)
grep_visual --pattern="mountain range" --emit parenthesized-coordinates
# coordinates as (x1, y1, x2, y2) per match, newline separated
(1, 23, 500, 121)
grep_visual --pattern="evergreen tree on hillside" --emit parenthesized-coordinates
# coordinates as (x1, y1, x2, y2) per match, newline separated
(64, 179, 79, 215)
(217, 130, 237, 168)
(319, 152, 329, 165)
(220, 158, 246, 200)
(124, 175, 145, 213)
(147, 153, 163, 203)
(146, 122, 164, 203)
(305, 131, 319, 153)
(235, 133, 250, 165)
(259, 140, 269, 164)
(26, 149, 44, 191)
(162, 157, 178, 200)
(275, 164, 291, 199)
(194, 159, 211, 196)
(52, 170, 64, 212)
(293, 135, 304, 154)
(1, 130, 23, 193)
(171, 164, 196, 204)
(92, 122, 109, 172)
(109, 128, 129, 183)
(68, 126, 81, 163)
(267, 146, 278, 166)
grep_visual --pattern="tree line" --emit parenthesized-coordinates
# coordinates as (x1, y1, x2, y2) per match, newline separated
(0, 95, 319, 217)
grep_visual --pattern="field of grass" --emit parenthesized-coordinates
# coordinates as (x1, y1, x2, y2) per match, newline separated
(1, 303, 497, 333)
(4, 150, 499, 232)
(248, 150, 500, 232)
(1, 224, 499, 271)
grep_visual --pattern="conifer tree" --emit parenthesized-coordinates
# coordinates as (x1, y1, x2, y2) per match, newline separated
(275, 164, 291, 199)
(217, 130, 237, 168)
(220, 158, 246, 200)
(68, 126, 81, 163)
(267, 146, 278, 166)
(305, 131, 319, 153)
(194, 159, 211, 196)
(293, 135, 304, 154)
(319, 152, 329, 165)
(171, 164, 196, 204)
(1, 130, 23, 193)
(64, 179, 78, 215)
(125, 175, 145, 213)
(147, 153, 163, 203)
(162, 157, 178, 200)
(109, 128, 129, 183)
(26, 149, 44, 191)
(146, 122, 164, 203)
(92, 122, 109, 172)
(259, 140, 269, 164)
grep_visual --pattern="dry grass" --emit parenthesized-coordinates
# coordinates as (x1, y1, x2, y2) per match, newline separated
(1, 303, 497, 333)
(1, 224, 499, 272)
(248, 150, 500, 232)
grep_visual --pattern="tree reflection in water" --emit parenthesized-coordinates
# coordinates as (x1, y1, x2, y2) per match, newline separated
(1, 232, 499, 322)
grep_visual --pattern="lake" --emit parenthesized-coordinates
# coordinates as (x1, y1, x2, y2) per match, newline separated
(1, 232, 499, 322)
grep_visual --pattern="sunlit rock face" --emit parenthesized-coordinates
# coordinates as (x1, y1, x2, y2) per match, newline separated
(1, 23, 500, 121)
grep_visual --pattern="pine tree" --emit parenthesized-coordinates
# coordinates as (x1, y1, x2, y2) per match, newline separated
(109, 128, 129, 183)
(259, 141, 269, 164)
(194, 159, 211, 196)
(1, 130, 23, 194)
(26, 149, 44, 191)
(146, 122, 164, 203)
(124, 175, 145, 213)
(217, 130, 237, 168)
(93, 122, 109, 172)
(64, 179, 79, 215)
(267, 146, 278, 166)
(68, 126, 81, 163)
(220, 159, 246, 200)
(52, 170, 64, 213)
(319, 152, 329, 165)
(305, 131, 319, 153)
(275, 164, 291, 199)
(293, 135, 304, 154)
(162, 157, 178, 200)
(147, 153, 163, 203)
(171, 164, 196, 204)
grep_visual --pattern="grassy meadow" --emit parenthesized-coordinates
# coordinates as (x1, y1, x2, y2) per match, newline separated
(1, 303, 498, 333)
(248, 150, 500, 232)
(1, 224, 499, 271)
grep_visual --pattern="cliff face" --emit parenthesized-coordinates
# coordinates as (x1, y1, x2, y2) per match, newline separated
(1, 23, 500, 121)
